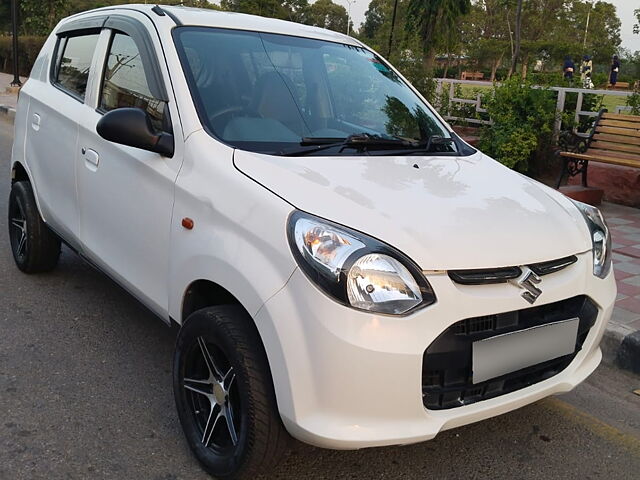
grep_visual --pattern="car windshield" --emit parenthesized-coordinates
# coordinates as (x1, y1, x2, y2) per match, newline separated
(174, 27, 455, 155)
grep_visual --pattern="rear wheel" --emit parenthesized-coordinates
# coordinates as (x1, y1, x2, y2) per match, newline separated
(8, 181, 60, 273)
(173, 306, 289, 479)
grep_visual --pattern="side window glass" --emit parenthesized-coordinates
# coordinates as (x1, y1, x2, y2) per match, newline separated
(54, 33, 100, 100)
(100, 32, 167, 132)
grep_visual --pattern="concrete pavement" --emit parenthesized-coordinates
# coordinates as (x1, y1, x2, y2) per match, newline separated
(0, 72, 24, 120)
(600, 203, 640, 374)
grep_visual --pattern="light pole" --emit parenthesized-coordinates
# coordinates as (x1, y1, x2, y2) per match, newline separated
(387, 0, 399, 58)
(583, 0, 596, 49)
(10, 0, 22, 87)
(346, 0, 355, 36)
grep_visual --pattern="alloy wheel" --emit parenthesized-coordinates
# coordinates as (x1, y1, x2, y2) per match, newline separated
(9, 196, 28, 259)
(183, 336, 241, 453)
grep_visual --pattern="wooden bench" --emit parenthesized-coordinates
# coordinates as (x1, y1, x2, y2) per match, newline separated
(608, 81, 630, 90)
(556, 110, 640, 188)
(461, 71, 484, 81)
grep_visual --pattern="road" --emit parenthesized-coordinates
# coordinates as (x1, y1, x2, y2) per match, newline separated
(0, 115, 639, 479)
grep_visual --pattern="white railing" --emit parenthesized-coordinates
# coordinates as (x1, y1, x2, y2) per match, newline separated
(434, 78, 635, 136)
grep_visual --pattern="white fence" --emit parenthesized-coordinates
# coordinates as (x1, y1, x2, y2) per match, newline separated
(434, 78, 635, 136)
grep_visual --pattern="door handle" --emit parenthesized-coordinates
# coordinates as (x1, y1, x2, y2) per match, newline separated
(31, 113, 40, 131)
(82, 148, 100, 167)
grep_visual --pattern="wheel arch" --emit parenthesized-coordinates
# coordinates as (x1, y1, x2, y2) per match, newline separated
(10, 160, 49, 225)
(11, 161, 31, 184)
(181, 279, 245, 323)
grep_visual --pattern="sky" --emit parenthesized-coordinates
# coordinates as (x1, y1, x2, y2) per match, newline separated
(332, 0, 640, 53)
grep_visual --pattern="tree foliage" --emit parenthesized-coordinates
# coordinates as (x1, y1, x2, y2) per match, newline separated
(305, 0, 349, 32)
(405, 0, 471, 71)
(1, 0, 630, 88)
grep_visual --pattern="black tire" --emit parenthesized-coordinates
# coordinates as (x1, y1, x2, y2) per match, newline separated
(8, 181, 61, 273)
(173, 306, 289, 479)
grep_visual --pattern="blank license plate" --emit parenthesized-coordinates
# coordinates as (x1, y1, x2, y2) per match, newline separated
(472, 318, 579, 384)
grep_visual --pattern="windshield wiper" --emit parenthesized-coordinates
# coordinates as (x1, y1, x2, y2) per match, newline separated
(278, 133, 414, 156)
(378, 135, 457, 156)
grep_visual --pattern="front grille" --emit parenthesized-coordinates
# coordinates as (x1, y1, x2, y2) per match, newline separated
(422, 295, 597, 410)
(448, 255, 578, 285)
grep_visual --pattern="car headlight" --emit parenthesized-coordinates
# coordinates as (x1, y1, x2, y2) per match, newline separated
(572, 200, 612, 278)
(288, 211, 435, 315)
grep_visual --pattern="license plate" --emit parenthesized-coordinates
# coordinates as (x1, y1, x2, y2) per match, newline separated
(472, 318, 579, 384)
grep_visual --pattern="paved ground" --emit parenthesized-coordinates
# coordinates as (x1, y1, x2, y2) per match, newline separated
(1, 115, 640, 479)
(0, 72, 24, 111)
(603, 203, 640, 332)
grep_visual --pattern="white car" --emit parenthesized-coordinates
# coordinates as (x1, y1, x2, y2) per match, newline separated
(8, 4, 615, 479)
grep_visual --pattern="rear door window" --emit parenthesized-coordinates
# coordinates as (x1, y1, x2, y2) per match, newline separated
(53, 33, 100, 100)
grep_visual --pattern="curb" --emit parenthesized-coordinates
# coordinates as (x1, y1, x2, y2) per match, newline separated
(0, 104, 16, 120)
(601, 323, 640, 375)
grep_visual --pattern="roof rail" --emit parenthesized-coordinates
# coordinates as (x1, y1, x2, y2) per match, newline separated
(151, 5, 182, 26)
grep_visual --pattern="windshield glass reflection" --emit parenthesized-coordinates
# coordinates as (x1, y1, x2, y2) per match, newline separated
(174, 27, 455, 155)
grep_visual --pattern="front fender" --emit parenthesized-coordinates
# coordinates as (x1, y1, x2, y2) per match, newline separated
(168, 130, 297, 323)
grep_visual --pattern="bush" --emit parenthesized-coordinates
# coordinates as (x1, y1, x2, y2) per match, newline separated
(628, 88, 640, 116)
(479, 77, 557, 173)
(562, 92, 604, 133)
(528, 71, 565, 87)
(0, 35, 47, 77)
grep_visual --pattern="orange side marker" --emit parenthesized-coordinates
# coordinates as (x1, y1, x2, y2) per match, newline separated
(182, 217, 194, 230)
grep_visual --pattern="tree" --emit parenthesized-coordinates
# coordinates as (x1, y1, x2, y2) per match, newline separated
(282, 0, 310, 23)
(405, 0, 471, 72)
(564, 1, 620, 64)
(362, 0, 388, 39)
(20, 0, 68, 36)
(0, 0, 11, 34)
(305, 0, 349, 34)
(220, 0, 290, 19)
(508, 0, 522, 77)
(461, 1, 511, 81)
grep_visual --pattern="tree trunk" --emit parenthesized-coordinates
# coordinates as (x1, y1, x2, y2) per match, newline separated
(443, 52, 452, 79)
(506, 11, 514, 59)
(490, 52, 504, 82)
(520, 52, 529, 80)
(508, 0, 523, 78)
(420, 8, 442, 75)
(422, 50, 437, 75)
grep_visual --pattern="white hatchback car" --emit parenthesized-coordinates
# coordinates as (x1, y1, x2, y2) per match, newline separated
(9, 4, 616, 479)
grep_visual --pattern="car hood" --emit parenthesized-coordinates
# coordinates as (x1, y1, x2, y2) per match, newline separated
(234, 150, 592, 270)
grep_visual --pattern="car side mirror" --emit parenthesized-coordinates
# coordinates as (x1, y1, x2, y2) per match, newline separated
(96, 107, 174, 157)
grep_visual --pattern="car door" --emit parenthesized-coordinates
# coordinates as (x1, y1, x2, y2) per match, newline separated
(76, 14, 183, 319)
(25, 26, 102, 246)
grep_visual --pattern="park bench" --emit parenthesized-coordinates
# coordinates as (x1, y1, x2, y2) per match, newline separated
(461, 71, 484, 81)
(608, 81, 630, 90)
(556, 110, 640, 188)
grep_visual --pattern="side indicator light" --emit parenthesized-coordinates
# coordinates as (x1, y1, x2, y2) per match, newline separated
(181, 217, 194, 230)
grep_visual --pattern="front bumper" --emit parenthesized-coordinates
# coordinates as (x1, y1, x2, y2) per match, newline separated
(254, 252, 616, 449)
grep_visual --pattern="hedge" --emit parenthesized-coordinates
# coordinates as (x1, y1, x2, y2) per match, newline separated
(0, 35, 47, 77)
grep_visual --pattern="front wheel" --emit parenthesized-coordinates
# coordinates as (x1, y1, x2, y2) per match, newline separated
(173, 306, 289, 479)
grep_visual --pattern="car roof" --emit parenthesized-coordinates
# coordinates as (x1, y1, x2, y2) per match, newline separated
(76, 3, 361, 47)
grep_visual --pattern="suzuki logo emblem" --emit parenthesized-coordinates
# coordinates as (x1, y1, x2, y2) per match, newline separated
(512, 267, 542, 304)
